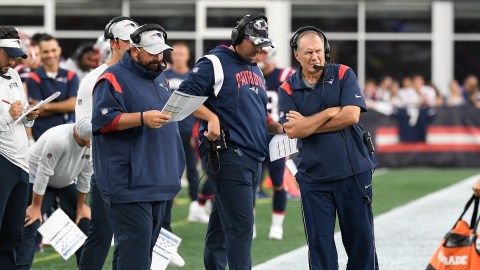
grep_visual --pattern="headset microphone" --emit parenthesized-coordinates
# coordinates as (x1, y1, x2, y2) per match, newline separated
(313, 64, 327, 71)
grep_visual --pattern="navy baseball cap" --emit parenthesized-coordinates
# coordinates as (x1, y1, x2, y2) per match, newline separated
(0, 26, 27, 59)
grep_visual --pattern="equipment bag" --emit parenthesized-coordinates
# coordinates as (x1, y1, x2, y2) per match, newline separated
(426, 195, 480, 270)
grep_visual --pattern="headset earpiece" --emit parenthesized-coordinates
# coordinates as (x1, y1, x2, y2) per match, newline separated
(130, 24, 167, 45)
(290, 26, 331, 64)
(104, 16, 136, 40)
(231, 13, 267, 46)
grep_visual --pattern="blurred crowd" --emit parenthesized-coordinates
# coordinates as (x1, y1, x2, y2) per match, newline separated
(363, 74, 480, 116)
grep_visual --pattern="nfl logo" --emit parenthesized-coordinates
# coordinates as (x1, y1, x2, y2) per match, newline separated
(46, 153, 52, 159)
(77, 99, 82, 105)
(101, 108, 108, 115)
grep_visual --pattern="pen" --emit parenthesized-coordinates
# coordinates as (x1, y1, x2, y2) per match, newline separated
(2, 99, 11, 105)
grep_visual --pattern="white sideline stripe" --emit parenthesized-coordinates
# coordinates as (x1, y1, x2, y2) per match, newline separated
(427, 134, 480, 144)
(253, 173, 480, 270)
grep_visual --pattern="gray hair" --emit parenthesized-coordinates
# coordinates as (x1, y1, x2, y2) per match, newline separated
(295, 30, 324, 52)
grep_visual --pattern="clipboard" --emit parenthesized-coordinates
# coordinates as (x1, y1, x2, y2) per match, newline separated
(14, 91, 61, 124)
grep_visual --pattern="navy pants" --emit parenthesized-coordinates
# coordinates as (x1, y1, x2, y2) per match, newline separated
(16, 183, 90, 270)
(0, 155, 29, 270)
(202, 146, 261, 270)
(79, 174, 115, 270)
(297, 170, 378, 270)
(181, 131, 200, 201)
(104, 201, 167, 270)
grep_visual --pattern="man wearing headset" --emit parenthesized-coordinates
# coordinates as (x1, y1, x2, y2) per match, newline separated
(91, 24, 184, 270)
(278, 27, 378, 270)
(76, 16, 138, 270)
(177, 13, 283, 270)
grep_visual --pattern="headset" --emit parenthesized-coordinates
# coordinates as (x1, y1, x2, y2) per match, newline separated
(130, 23, 167, 45)
(231, 12, 268, 46)
(290, 26, 331, 65)
(0, 26, 18, 39)
(130, 24, 169, 72)
(104, 16, 137, 40)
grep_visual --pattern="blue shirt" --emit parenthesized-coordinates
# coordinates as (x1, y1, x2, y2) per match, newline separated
(164, 69, 197, 135)
(92, 52, 184, 204)
(178, 46, 270, 161)
(278, 64, 377, 182)
(27, 66, 79, 140)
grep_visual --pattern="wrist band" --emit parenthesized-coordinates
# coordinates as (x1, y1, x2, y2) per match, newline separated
(140, 111, 144, 126)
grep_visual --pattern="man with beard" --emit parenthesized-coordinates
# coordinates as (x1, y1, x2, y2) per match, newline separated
(91, 24, 184, 270)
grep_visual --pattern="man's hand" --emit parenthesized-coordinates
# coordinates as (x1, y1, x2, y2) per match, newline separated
(143, 110, 172, 128)
(204, 116, 221, 141)
(24, 205, 42, 227)
(284, 111, 312, 138)
(25, 105, 39, 121)
(473, 179, 480, 197)
(75, 204, 91, 224)
(8, 100, 23, 120)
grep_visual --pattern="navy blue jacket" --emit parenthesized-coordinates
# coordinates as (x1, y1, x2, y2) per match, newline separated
(278, 64, 377, 182)
(27, 66, 79, 140)
(178, 46, 271, 162)
(91, 52, 184, 204)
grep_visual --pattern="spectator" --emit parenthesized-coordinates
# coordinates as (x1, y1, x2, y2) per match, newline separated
(447, 80, 465, 107)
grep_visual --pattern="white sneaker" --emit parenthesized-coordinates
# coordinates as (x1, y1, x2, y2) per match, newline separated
(268, 225, 283, 240)
(205, 199, 212, 215)
(169, 251, 186, 267)
(187, 201, 209, 224)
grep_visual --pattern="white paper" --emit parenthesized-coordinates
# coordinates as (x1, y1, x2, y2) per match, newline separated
(14, 91, 61, 124)
(269, 134, 298, 161)
(37, 208, 87, 260)
(161, 90, 207, 122)
(285, 159, 298, 177)
(151, 228, 183, 270)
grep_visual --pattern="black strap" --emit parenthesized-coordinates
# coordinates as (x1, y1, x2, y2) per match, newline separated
(454, 195, 480, 230)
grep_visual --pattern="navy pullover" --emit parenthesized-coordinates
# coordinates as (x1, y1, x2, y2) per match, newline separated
(92, 52, 184, 204)
(278, 64, 377, 182)
(178, 46, 272, 162)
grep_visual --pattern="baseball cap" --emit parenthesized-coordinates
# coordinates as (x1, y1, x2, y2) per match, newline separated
(244, 18, 273, 48)
(0, 38, 27, 59)
(110, 19, 138, 41)
(131, 30, 172, 55)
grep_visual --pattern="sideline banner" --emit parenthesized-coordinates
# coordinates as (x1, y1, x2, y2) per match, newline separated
(361, 107, 480, 167)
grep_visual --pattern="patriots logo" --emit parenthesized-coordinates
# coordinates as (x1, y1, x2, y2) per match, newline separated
(77, 99, 82, 105)
(249, 86, 258, 94)
(192, 67, 199, 73)
(326, 78, 334, 85)
(254, 19, 267, 31)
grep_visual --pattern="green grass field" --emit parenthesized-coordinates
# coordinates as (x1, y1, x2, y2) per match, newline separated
(31, 168, 479, 270)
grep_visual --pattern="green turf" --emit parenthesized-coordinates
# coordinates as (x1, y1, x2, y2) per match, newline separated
(31, 168, 479, 269)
